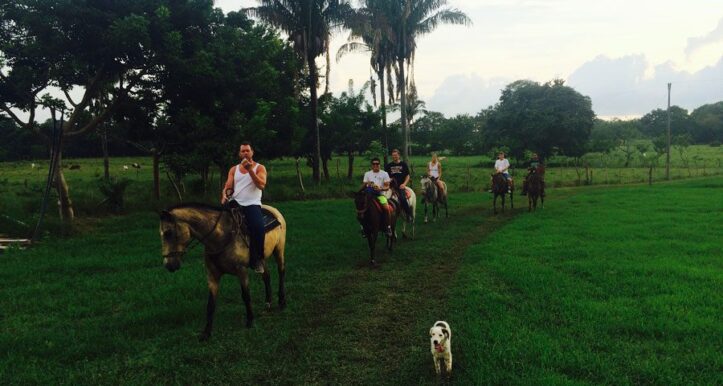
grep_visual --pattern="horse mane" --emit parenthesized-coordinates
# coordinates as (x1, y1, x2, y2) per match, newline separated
(165, 202, 224, 212)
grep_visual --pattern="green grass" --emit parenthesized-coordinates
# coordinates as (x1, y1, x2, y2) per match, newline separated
(1, 177, 721, 384)
(446, 177, 723, 385)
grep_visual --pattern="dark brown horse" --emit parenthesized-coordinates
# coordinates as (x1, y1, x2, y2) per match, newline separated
(491, 172, 513, 214)
(527, 172, 544, 211)
(159, 203, 287, 341)
(353, 190, 397, 266)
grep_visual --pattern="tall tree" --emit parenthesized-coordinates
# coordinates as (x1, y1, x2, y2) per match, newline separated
(386, 0, 471, 161)
(246, 0, 354, 183)
(0, 0, 209, 221)
(486, 79, 596, 159)
(337, 0, 395, 163)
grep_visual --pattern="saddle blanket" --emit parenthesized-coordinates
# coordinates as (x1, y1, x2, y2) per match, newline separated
(261, 208, 281, 233)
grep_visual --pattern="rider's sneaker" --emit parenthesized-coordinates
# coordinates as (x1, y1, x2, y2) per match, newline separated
(385, 226, 393, 237)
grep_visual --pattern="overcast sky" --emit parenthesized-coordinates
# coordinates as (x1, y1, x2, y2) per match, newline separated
(219, 0, 723, 119)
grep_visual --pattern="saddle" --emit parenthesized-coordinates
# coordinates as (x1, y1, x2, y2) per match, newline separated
(372, 198, 396, 217)
(229, 207, 281, 239)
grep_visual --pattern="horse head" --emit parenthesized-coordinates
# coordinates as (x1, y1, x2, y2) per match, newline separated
(353, 190, 370, 221)
(420, 175, 436, 202)
(159, 210, 191, 272)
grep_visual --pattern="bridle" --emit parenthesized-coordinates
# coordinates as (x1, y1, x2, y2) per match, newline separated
(163, 210, 225, 259)
(355, 193, 369, 216)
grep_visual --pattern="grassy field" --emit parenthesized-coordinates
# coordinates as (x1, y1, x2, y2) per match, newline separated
(1, 144, 721, 236)
(0, 176, 720, 384)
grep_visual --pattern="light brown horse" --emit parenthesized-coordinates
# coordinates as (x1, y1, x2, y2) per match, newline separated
(159, 203, 286, 341)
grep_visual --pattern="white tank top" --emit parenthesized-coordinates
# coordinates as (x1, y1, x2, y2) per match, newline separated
(429, 162, 440, 178)
(231, 163, 262, 206)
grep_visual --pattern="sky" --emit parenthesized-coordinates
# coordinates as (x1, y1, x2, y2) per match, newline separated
(219, 0, 723, 119)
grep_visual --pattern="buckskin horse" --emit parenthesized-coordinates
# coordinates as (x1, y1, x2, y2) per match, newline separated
(353, 190, 397, 266)
(159, 203, 287, 341)
(420, 175, 448, 223)
(491, 172, 513, 214)
(526, 169, 545, 211)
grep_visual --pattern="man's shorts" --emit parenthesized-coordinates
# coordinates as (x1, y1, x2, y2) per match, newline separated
(502, 172, 511, 180)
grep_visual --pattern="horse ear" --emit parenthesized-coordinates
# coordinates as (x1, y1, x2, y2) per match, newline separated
(159, 210, 174, 222)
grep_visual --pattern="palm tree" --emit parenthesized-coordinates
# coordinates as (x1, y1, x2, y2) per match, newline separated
(246, 0, 354, 183)
(336, 0, 395, 164)
(388, 0, 471, 161)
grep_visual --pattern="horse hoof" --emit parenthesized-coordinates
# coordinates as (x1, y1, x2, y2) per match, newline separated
(370, 259, 378, 268)
(198, 332, 211, 342)
(265, 302, 272, 311)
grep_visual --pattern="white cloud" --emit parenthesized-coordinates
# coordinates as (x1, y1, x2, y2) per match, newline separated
(426, 74, 509, 116)
(685, 17, 723, 57)
(567, 55, 723, 117)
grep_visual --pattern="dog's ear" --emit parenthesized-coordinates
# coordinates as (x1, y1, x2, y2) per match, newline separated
(442, 328, 450, 338)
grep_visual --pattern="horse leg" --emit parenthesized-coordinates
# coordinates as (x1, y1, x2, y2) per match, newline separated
(368, 232, 377, 266)
(274, 244, 286, 309)
(540, 190, 545, 209)
(528, 194, 532, 212)
(200, 269, 221, 341)
(237, 268, 254, 328)
(262, 265, 272, 311)
(493, 194, 497, 214)
(510, 189, 514, 209)
(424, 201, 428, 223)
(501, 194, 505, 212)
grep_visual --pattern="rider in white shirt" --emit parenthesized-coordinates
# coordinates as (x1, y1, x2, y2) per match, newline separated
(361, 157, 393, 237)
(490, 151, 512, 193)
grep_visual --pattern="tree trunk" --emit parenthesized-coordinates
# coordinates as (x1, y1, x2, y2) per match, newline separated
(53, 148, 74, 222)
(322, 156, 330, 181)
(153, 150, 161, 200)
(309, 56, 321, 183)
(399, 58, 409, 162)
(379, 69, 389, 166)
(347, 150, 354, 180)
(100, 125, 110, 181)
(295, 157, 305, 193)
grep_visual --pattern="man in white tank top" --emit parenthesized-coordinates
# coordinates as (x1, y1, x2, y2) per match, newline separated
(221, 142, 267, 273)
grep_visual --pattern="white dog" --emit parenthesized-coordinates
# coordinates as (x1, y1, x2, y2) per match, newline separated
(429, 321, 452, 375)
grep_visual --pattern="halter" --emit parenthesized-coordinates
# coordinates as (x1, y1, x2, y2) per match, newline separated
(163, 209, 225, 258)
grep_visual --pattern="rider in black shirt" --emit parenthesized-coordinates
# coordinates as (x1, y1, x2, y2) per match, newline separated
(385, 149, 413, 222)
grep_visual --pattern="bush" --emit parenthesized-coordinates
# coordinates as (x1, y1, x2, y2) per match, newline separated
(97, 177, 132, 213)
(709, 141, 721, 147)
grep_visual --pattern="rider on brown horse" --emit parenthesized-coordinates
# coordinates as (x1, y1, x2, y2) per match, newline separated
(521, 152, 545, 197)
(489, 151, 512, 193)
(361, 157, 393, 237)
